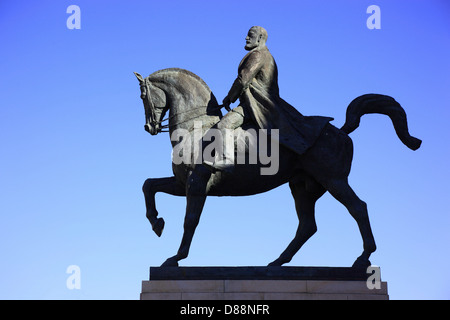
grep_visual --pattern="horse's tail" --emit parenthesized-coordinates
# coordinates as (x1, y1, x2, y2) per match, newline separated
(341, 94, 422, 151)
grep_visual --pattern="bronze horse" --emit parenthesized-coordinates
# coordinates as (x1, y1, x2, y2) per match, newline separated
(134, 68, 421, 268)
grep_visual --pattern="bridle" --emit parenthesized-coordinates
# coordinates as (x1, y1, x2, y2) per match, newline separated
(141, 79, 223, 133)
(141, 79, 170, 133)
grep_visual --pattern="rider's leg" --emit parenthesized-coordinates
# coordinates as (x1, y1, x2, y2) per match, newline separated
(203, 106, 247, 172)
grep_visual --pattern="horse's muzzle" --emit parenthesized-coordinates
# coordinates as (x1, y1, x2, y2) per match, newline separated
(145, 123, 159, 135)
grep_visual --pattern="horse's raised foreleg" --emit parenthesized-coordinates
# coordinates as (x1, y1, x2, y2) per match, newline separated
(142, 177, 185, 237)
(161, 168, 209, 267)
(269, 179, 325, 266)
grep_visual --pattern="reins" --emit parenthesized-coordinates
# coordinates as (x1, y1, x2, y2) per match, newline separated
(143, 79, 223, 133)
(158, 104, 223, 132)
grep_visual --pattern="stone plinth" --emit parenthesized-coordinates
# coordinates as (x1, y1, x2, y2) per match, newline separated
(140, 266, 388, 300)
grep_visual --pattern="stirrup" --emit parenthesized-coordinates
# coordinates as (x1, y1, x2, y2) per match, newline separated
(203, 160, 234, 173)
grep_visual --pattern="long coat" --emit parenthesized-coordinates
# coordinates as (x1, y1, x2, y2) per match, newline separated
(227, 46, 333, 156)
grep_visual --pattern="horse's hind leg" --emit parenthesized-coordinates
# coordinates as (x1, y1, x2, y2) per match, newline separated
(269, 179, 325, 266)
(142, 177, 185, 237)
(321, 178, 376, 268)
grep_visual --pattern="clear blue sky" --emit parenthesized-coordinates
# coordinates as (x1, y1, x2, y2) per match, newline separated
(0, 0, 449, 300)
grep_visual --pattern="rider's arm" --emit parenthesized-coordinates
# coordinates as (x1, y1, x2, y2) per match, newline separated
(225, 50, 264, 104)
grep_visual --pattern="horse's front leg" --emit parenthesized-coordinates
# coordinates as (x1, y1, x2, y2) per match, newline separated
(142, 176, 185, 237)
(161, 169, 209, 267)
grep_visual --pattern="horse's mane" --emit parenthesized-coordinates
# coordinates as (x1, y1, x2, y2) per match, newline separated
(148, 68, 213, 94)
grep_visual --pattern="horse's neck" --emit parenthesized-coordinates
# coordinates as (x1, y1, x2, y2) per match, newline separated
(157, 79, 221, 136)
(168, 99, 219, 133)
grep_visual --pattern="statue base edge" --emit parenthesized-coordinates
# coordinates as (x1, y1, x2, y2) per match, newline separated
(149, 266, 373, 281)
(140, 266, 388, 300)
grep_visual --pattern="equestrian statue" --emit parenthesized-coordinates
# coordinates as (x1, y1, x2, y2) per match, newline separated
(134, 26, 421, 268)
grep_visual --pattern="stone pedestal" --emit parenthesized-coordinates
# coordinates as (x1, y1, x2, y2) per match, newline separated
(140, 266, 388, 300)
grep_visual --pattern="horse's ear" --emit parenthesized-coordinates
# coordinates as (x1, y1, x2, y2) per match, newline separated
(134, 72, 144, 83)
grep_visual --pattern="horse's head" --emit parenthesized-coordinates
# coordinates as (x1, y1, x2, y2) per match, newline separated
(134, 72, 168, 135)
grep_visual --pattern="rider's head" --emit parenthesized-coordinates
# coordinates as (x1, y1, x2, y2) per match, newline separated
(245, 26, 268, 51)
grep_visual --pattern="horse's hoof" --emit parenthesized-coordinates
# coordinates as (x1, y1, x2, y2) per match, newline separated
(268, 258, 283, 267)
(161, 257, 179, 267)
(152, 218, 165, 237)
(352, 256, 371, 269)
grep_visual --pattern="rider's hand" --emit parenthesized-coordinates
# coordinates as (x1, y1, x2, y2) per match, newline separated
(222, 96, 232, 112)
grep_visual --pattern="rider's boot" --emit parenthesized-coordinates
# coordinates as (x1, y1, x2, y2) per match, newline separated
(203, 159, 234, 174)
